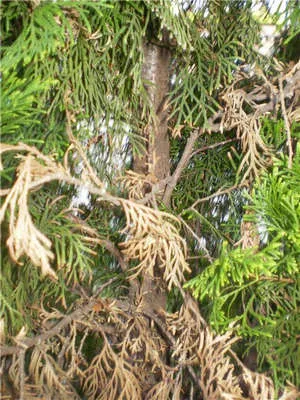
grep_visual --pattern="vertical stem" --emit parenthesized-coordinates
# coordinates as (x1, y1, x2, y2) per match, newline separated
(279, 76, 293, 168)
(19, 350, 25, 400)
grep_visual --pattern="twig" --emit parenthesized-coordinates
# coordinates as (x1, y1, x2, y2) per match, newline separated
(162, 113, 237, 207)
(188, 183, 246, 210)
(137, 176, 172, 205)
(98, 239, 128, 272)
(0, 188, 10, 196)
(229, 349, 250, 372)
(163, 129, 202, 206)
(22, 172, 119, 205)
(92, 276, 120, 298)
(190, 138, 238, 158)
(279, 75, 293, 168)
(248, 273, 294, 284)
(177, 216, 213, 262)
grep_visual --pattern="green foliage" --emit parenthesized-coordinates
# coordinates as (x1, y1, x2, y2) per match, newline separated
(281, 0, 300, 44)
(1, 1, 108, 69)
(0, 72, 51, 138)
(169, 1, 259, 128)
(185, 149, 300, 388)
(1, 0, 147, 156)
(144, 0, 192, 49)
(0, 0, 261, 151)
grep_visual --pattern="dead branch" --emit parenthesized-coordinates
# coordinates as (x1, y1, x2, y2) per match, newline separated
(177, 215, 213, 262)
(98, 239, 128, 272)
(0, 279, 115, 357)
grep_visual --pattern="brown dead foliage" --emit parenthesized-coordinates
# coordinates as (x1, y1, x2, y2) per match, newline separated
(1, 62, 300, 398)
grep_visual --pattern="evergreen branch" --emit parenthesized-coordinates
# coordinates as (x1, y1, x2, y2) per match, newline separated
(248, 273, 295, 284)
(163, 122, 238, 206)
(1, 170, 118, 205)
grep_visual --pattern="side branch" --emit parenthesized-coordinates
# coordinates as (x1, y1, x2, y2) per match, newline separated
(163, 129, 202, 206)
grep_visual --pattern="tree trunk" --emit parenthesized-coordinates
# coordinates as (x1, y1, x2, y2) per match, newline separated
(133, 36, 171, 348)
(134, 39, 171, 181)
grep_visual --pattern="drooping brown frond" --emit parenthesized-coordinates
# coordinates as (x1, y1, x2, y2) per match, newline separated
(0, 148, 63, 278)
(6, 343, 79, 400)
(168, 298, 243, 400)
(0, 143, 107, 278)
(28, 347, 78, 399)
(221, 85, 272, 182)
(83, 336, 142, 400)
(120, 199, 191, 289)
(119, 315, 167, 372)
(1, 291, 299, 399)
(1, 142, 191, 290)
(144, 369, 182, 400)
(240, 368, 275, 400)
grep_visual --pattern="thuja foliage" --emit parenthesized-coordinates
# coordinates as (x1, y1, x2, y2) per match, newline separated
(0, 0, 299, 399)
(0, 0, 259, 326)
(186, 145, 300, 387)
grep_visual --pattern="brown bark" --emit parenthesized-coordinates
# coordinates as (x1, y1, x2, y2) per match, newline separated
(133, 38, 171, 347)
(133, 40, 171, 181)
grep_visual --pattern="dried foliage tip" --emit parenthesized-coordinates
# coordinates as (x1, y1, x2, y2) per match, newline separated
(120, 199, 191, 289)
